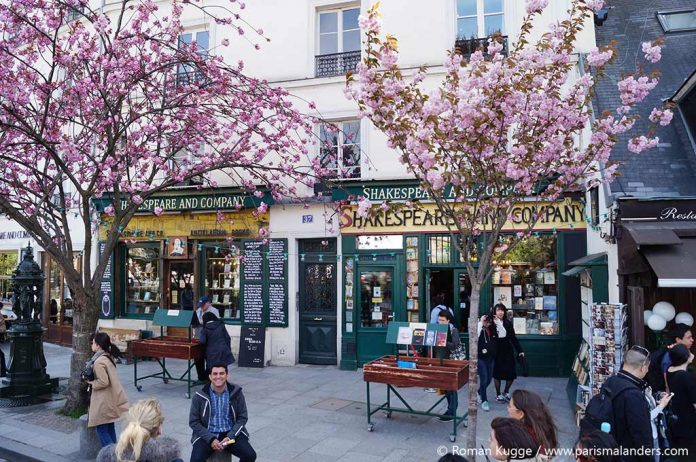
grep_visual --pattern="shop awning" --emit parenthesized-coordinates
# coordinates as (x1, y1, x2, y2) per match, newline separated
(641, 238, 696, 288)
(562, 252, 607, 277)
(623, 223, 683, 246)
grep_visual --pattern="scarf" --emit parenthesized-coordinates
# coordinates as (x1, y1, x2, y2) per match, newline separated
(84, 350, 105, 374)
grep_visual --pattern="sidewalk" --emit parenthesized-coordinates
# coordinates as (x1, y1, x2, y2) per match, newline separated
(0, 342, 579, 461)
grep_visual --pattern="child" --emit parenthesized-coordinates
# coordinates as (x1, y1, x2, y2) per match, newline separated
(437, 310, 460, 421)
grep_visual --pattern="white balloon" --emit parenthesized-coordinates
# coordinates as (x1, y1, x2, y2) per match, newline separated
(675, 312, 695, 327)
(648, 314, 667, 332)
(643, 310, 653, 326)
(653, 301, 676, 322)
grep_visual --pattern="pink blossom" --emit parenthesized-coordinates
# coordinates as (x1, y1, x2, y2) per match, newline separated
(526, 0, 549, 14)
(258, 227, 269, 238)
(585, 0, 605, 11)
(357, 197, 372, 218)
(131, 195, 143, 205)
(642, 42, 661, 63)
(221, 38, 230, 47)
(586, 47, 613, 67)
(257, 202, 269, 214)
(426, 170, 445, 191)
(649, 108, 673, 126)
(627, 136, 659, 153)
(153, 206, 163, 216)
(358, 14, 382, 34)
(104, 205, 115, 216)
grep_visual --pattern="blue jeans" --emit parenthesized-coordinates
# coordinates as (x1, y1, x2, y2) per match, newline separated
(445, 390, 458, 416)
(95, 422, 117, 447)
(478, 357, 495, 402)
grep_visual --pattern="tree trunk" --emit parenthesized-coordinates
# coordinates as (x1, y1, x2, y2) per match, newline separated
(63, 290, 99, 413)
(466, 285, 481, 452)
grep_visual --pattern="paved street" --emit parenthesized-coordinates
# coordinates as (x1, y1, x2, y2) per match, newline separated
(0, 342, 579, 461)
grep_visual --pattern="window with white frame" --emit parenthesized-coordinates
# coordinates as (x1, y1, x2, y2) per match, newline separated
(657, 9, 696, 33)
(456, 0, 504, 39)
(177, 31, 209, 85)
(171, 145, 204, 186)
(315, 6, 361, 77)
(319, 121, 361, 178)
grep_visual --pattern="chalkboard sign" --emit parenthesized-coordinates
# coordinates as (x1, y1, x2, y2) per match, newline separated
(238, 326, 265, 368)
(242, 283, 263, 325)
(267, 240, 288, 327)
(243, 241, 263, 281)
(98, 242, 115, 319)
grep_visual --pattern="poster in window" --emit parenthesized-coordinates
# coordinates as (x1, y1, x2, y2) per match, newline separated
(167, 237, 188, 258)
(493, 286, 512, 308)
(544, 271, 556, 285)
(513, 285, 522, 297)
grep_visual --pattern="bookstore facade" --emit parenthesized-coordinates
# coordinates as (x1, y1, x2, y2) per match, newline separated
(95, 190, 289, 345)
(336, 182, 587, 376)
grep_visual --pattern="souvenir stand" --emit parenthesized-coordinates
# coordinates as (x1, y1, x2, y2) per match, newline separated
(363, 322, 469, 442)
(130, 308, 205, 398)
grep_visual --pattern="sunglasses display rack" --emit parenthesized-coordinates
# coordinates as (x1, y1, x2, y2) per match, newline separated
(589, 303, 628, 396)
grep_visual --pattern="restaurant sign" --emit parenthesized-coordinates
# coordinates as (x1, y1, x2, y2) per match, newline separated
(620, 199, 696, 222)
(339, 199, 586, 234)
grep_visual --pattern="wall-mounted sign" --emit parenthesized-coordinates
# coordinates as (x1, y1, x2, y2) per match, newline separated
(94, 190, 275, 213)
(167, 237, 188, 259)
(0, 230, 30, 240)
(333, 183, 517, 202)
(302, 215, 314, 223)
(620, 199, 696, 222)
(339, 199, 586, 234)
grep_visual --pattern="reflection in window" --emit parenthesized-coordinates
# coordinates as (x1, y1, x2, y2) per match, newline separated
(657, 10, 696, 32)
(126, 246, 160, 315)
(0, 251, 18, 304)
(42, 252, 80, 325)
(357, 235, 403, 250)
(429, 235, 451, 264)
(304, 263, 336, 314)
(205, 246, 240, 320)
(319, 121, 361, 178)
(318, 7, 360, 55)
(360, 270, 393, 328)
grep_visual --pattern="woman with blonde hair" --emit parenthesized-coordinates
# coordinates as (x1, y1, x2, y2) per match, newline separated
(97, 398, 182, 462)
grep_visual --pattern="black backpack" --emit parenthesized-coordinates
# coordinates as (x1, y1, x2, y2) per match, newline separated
(645, 347, 668, 392)
(579, 381, 628, 436)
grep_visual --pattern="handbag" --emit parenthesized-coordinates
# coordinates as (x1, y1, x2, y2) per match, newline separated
(451, 343, 467, 360)
(517, 354, 529, 377)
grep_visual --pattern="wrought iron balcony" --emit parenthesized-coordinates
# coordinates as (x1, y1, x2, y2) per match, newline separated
(454, 36, 508, 59)
(315, 50, 361, 78)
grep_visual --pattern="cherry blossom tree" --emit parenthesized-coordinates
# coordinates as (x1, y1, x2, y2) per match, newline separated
(0, 0, 320, 412)
(347, 0, 669, 447)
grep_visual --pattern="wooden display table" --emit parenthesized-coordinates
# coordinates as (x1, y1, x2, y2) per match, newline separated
(363, 323, 470, 442)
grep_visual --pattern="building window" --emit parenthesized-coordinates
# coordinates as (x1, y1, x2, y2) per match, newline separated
(125, 246, 160, 316)
(457, 0, 504, 39)
(680, 83, 696, 140)
(42, 252, 81, 326)
(177, 31, 209, 85)
(0, 251, 18, 305)
(205, 245, 241, 321)
(315, 6, 361, 77)
(429, 235, 452, 265)
(319, 121, 361, 178)
(171, 146, 204, 186)
(589, 186, 600, 227)
(657, 9, 696, 32)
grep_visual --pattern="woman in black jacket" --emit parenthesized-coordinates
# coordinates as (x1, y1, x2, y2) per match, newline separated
(199, 312, 235, 371)
(492, 303, 524, 403)
(666, 344, 696, 459)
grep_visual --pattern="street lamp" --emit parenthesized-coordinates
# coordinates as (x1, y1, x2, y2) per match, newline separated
(0, 245, 58, 399)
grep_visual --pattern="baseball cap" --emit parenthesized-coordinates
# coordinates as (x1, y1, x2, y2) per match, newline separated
(197, 296, 211, 307)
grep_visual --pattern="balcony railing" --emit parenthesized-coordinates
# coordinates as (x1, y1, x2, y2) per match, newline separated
(315, 50, 361, 78)
(454, 36, 509, 59)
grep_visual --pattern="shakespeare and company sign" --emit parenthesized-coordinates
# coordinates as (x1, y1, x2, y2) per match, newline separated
(338, 199, 586, 234)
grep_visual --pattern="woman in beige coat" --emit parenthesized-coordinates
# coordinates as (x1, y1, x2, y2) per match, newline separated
(87, 332, 129, 447)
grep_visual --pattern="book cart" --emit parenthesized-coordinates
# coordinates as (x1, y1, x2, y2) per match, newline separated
(363, 322, 469, 442)
(130, 308, 205, 398)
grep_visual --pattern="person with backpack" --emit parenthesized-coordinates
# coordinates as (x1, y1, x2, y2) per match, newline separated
(645, 323, 693, 393)
(581, 345, 668, 462)
(665, 344, 696, 459)
(478, 312, 505, 412)
(429, 292, 453, 324)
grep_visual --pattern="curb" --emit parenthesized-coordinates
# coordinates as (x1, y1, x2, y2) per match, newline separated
(0, 436, 75, 462)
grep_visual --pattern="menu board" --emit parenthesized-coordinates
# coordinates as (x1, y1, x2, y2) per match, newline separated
(98, 242, 115, 319)
(242, 283, 263, 325)
(267, 240, 287, 327)
(238, 326, 265, 368)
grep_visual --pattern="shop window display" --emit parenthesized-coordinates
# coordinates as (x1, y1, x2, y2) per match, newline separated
(205, 246, 240, 320)
(0, 251, 18, 305)
(126, 246, 160, 315)
(360, 270, 393, 328)
(491, 235, 558, 335)
(42, 252, 80, 325)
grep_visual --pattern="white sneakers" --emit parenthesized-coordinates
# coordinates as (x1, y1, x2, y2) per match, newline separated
(482, 401, 490, 411)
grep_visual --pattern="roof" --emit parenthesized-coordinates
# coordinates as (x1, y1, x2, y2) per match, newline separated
(593, 0, 696, 199)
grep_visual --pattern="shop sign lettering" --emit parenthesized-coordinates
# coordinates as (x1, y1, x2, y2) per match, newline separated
(358, 184, 516, 202)
(659, 207, 696, 221)
(119, 194, 245, 213)
(0, 230, 30, 240)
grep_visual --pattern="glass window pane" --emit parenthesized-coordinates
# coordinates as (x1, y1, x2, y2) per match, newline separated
(205, 246, 240, 320)
(304, 263, 336, 313)
(357, 235, 404, 250)
(457, 17, 478, 38)
(319, 33, 338, 54)
(320, 12, 338, 33)
(484, 14, 504, 35)
(343, 30, 360, 52)
(429, 235, 451, 264)
(195, 31, 209, 53)
(178, 33, 192, 47)
(343, 8, 360, 30)
(125, 246, 160, 316)
(484, 0, 503, 14)
(360, 270, 393, 328)
(457, 0, 477, 17)
(0, 251, 18, 304)
(342, 121, 360, 144)
(661, 11, 696, 31)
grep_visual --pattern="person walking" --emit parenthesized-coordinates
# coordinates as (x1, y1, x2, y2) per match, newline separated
(478, 312, 505, 411)
(193, 296, 220, 381)
(437, 310, 461, 422)
(87, 332, 129, 447)
(646, 323, 693, 393)
(489, 417, 541, 461)
(508, 389, 558, 459)
(492, 303, 523, 402)
(199, 311, 235, 372)
(602, 345, 657, 462)
(97, 398, 182, 462)
(189, 364, 256, 462)
(666, 344, 696, 459)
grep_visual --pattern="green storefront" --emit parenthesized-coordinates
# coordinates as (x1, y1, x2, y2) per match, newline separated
(337, 182, 587, 377)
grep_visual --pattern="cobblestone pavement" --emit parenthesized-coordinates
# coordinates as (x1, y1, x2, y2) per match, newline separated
(0, 342, 579, 461)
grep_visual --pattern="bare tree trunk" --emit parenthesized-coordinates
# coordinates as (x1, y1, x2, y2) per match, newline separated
(466, 285, 481, 452)
(63, 289, 99, 413)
